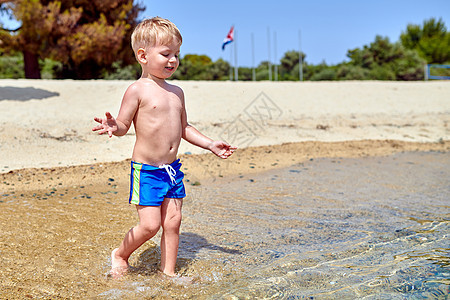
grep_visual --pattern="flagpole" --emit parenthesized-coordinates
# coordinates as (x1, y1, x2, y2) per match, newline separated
(234, 29, 238, 81)
(299, 29, 303, 81)
(274, 31, 278, 81)
(229, 44, 233, 81)
(222, 25, 235, 81)
(251, 33, 256, 81)
(267, 27, 272, 81)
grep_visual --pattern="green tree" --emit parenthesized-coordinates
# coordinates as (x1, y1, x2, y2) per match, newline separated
(279, 50, 306, 80)
(255, 61, 270, 80)
(0, 0, 143, 79)
(173, 54, 212, 80)
(209, 58, 230, 80)
(310, 68, 337, 81)
(336, 64, 368, 80)
(304, 61, 336, 81)
(400, 18, 450, 64)
(237, 66, 253, 81)
(344, 35, 425, 80)
(172, 54, 230, 80)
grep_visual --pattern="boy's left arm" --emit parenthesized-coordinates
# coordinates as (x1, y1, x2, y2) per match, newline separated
(183, 124, 236, 159)
(181, 94, 236, 159)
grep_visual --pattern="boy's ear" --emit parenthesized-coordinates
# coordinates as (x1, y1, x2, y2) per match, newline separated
(136, 48, 147, 64)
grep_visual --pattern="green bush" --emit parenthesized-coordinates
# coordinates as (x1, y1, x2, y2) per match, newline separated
(102, 61, 141, 80)
(310, 68, 337, 81)
(0, 54, 24, 78)
(40, 59, 63, 79)
(336, 65, 369, 80)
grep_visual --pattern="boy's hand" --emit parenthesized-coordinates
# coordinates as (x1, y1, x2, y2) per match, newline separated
(208, 141, 237, 159)
(92, 112, 118, 138)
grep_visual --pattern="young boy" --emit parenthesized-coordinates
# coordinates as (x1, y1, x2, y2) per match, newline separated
(92, 17, 236, 278)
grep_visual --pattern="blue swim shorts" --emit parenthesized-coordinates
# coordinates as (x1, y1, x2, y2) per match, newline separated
(129, 159, 186, 206)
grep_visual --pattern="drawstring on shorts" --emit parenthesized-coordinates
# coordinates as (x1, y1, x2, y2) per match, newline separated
(159, 164, 177, 185)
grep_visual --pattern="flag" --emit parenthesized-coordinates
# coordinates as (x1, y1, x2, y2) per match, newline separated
(222, 26, 234, 51)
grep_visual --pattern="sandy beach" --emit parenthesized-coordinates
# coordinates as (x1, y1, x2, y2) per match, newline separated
(0, 80, 448, 172)
(0, 80, 449, 298)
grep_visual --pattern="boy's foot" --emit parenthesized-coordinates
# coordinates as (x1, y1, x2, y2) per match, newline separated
(109, 248, 129, 279)
(157, 269, 196, 285)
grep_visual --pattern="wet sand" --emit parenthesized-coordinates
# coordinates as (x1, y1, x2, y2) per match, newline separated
(0, 141, 449, 298)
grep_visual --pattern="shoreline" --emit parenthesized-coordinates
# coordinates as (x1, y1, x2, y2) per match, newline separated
(2, 139, 448, 194)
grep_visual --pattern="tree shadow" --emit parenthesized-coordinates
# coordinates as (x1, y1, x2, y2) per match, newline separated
(135, 232, 242, 274)
(0, 86, 59, 101)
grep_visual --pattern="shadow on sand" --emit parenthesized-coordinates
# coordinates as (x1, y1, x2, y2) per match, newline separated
(0, 86, 59, 101)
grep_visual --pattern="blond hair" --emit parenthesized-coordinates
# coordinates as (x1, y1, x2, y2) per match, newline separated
(131, 17, 182, 54)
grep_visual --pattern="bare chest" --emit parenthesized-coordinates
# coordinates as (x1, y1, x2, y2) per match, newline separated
(136, 94, 183, 123)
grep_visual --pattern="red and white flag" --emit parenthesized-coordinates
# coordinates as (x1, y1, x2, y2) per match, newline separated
(222, 26, 234, 50)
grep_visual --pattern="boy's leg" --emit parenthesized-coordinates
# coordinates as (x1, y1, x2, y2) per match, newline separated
(112, 205, 162, 271)
(159, 197, 183, 276)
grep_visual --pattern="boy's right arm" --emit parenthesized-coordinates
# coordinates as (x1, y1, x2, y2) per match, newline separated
(92, 112, 119, 137)
(92, 84, 140, 137)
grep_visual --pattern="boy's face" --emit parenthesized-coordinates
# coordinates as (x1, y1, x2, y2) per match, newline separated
(142, 40, 180, 79)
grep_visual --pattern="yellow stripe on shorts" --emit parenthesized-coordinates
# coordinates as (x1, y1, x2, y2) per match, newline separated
(130, 163, 142, 205)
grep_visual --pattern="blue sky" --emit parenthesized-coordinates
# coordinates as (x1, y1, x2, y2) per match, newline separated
(141, 0, 449, 66)
(2, 0, 449, 67)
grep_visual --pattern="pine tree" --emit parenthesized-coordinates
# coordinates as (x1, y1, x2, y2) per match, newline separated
(0, 0, 144, 78)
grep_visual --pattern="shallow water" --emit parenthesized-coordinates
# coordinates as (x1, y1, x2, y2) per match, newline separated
(175, 151, 449, 299)
(1, 152, 449, 298)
